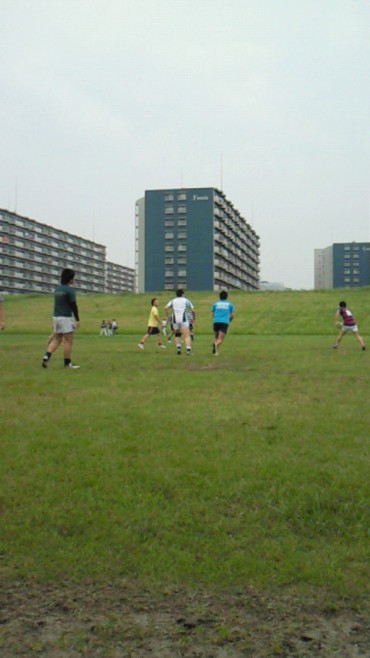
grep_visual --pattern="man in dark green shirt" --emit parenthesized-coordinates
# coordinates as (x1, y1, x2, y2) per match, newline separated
(42, 268, 80, 369)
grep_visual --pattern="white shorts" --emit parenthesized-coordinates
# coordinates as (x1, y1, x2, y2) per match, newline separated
(53, 316, 76, 334)
(172, 321, 189, 332)
(343, 324, 358, 332)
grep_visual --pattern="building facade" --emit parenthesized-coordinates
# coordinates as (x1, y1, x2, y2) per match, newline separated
(135, 187, 260, 292)
(315, 242, 370, 289)
(105, 260, 135, 293)
(0, 209, 134, 294)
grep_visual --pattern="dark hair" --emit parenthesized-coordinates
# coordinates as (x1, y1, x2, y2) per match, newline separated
(151, 298, 157, 305)
(220, 290, 228, 300)
(176, 289, 184, 297)
(61, 268, 75, 284)
(339, 301, 347, 308)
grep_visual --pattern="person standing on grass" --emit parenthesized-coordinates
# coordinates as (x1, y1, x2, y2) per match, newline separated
(41, 268, 80, 369)
(332, 301, 366, 351)
(211, 290, 234, 356)
(165, 289, 195, 356)
(137, 298, 166, 349)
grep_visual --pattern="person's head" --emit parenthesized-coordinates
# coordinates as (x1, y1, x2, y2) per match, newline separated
(339, 301, 347, 308)
(61, 268, 75, 285)
(176, 289, 184, 297)
(220, 290, 228, 300)
(151, 298, 158, 306)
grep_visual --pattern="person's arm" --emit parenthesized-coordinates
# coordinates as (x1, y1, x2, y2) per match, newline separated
(70, 300, 80, 325)
(334, 310, 343, 329)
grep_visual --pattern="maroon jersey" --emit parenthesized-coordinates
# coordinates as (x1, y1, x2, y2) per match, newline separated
(339, 307, 356, 326)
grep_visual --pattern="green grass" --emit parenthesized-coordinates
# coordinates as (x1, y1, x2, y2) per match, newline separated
(1, 290, 369, 608)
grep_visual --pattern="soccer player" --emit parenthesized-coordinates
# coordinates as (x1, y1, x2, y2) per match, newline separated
(165, 289, 195, 356)
(137, 298, 166, 349)
(211, 290, 234, 356)
(41, 268, 80, 369)
(332, 301, 366, 351)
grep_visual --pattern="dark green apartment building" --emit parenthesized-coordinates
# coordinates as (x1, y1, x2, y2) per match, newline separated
(135, 187, 260, 292)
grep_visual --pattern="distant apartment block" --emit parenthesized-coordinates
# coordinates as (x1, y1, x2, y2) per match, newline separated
(315, 242, 370, 289)
(0, 209, 134, 294)
(135, 187, 260, 292)
(106, 260, 135, 293)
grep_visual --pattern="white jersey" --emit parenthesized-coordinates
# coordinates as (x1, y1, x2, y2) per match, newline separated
(166, 296, 194, 325)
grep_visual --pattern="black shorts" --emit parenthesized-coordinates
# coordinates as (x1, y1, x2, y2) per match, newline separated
(147, 326, 160, 335)
(213, 322, 229, 334)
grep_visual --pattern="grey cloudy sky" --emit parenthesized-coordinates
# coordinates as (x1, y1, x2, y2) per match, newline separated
(1, 0, 369, 289)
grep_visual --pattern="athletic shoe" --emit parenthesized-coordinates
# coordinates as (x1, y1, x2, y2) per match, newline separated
(176, 348, 182, 355)
(332, 344, 338, 349)
(213, 351, 219, 357)
(158, 344, 167, 349)
(186, 350, 192, 356)
(64, 363, 80, 369)
(137, 343, 144, 349)
(42, 356, 48, 368)
(362, 346, 366, 351)
(167, 337, 172, 343)
(212, 343, 216, 354)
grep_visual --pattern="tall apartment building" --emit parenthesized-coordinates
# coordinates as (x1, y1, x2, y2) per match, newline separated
(315, 242, 370, 289)
(0, 209, 134, 294)
(135, 187, 260, 292)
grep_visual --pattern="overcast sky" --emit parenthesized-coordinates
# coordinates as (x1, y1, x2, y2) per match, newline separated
(1, 0, 369, 289)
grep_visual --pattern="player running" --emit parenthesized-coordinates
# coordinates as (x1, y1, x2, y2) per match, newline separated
(332, 301, 365, 351)
(137, 298, 166, 349)
(211, 290, 234, 356)
(165, 289, 195, 356)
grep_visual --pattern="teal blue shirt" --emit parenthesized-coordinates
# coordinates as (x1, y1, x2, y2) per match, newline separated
(53, 284, 77, 317)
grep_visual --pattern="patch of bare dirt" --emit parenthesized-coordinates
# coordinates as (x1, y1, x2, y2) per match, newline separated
(1, 579, 369, 657)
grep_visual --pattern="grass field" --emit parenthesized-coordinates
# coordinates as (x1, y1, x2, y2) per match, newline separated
(1, 290, 369, 655)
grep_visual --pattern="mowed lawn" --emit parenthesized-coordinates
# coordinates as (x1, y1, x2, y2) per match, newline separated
(1, 290, 369, 607)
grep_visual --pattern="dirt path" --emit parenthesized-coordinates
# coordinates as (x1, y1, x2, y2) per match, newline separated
(1, 580, 369, 657)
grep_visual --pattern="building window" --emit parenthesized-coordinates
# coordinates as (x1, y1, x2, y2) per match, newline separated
(165, 232, 174, 239)
(165, 270, 174, 277)
(164, 194, 174, 201)
(178, 256, 187, 265)
(177, 269, 187, 277)
(178, 231, 187, 239)
(177, 206, 187, 214)
(165, 207, 174, 214)
(177, 218, 187, 227)
(165, 245, 174, 252)
(165, 256, 174, 264)
(165, 220, 174, 227)
(178, 244, 187, 252)
(177, 193, 187, 201)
